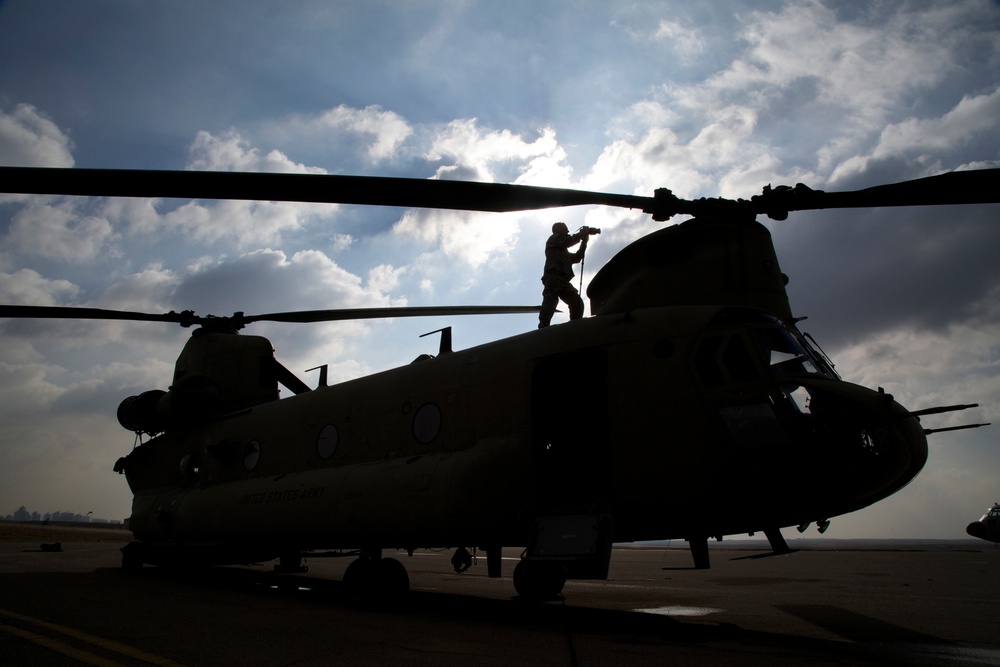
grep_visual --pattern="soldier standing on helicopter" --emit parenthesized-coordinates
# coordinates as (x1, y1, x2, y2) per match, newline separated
(538, 222, 597, 328)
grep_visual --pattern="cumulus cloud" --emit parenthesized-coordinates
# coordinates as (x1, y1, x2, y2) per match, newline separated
(161, 198, 324, 247)
(173, 249, 410, 376)
(711, 3, 967, 121)
(366, 263, 404, 293)
(386, 121, 573, 266)
(652, 19, 708, 60)
(171, 247, 401, 315)
(871, 87, 1000, 160)
(393, 208, 521, 268)
(277, 104, 413, 162)
(591, 1, 1000, 200)
(130, 129, 342, 247)
(314, 105, 413, 160)
(0, 103, 74, 168)
(3, 199, 116, 263)
(1, 127, 343, 268)
(187, 129, 328, 174)
(0, 269, 79, 305)
(426, 121, 571, 186)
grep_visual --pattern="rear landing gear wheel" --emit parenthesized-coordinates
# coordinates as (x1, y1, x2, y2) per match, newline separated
(275, 553, 307, 574)
(512, 560, 566, 601)
(121, 541, 145, 572)
(343, 556, 409, 604)
(377, 557, 410, 596)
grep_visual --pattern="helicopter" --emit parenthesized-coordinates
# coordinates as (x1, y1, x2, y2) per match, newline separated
(0, 165, 995, 601)
(966, 503, 1000, 544)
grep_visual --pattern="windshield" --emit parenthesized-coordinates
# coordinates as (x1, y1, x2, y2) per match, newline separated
(694, 310, 839, 392)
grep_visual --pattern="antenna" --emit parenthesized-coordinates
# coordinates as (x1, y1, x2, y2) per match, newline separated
(420, 327, 453, 355)
(306, 365, 329, 388)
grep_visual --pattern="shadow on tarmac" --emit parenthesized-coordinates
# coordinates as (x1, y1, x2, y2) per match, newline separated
(54, 565, 947, 665)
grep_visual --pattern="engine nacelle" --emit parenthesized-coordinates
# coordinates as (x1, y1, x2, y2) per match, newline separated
(117, 390, 167, 434)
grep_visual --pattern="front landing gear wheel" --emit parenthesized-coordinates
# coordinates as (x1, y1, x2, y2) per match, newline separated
(512, 560, 566, 601)
(343, 557, 409, 604)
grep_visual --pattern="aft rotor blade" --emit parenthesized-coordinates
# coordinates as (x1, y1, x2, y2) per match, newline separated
(0, 166, 653, 214)
(244, 305, 541, 324)
(0, 305, 191, 324)
(0, 304, 541, 330)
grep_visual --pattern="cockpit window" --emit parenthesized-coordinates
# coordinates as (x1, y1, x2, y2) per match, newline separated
(751, 325, 818, 377)
(694, 332, 761, 387)
(694, 309, 837, 390)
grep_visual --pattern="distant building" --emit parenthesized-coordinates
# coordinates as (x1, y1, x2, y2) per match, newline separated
(6, 506, 118, 524)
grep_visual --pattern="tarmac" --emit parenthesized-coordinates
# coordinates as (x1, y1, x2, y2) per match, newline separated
(1, 523, 999, 666)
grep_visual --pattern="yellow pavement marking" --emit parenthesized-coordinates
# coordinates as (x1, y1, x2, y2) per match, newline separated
(0, 607, 187, 666)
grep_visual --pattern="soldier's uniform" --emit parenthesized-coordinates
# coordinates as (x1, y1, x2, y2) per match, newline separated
(538, 223, 587, 328)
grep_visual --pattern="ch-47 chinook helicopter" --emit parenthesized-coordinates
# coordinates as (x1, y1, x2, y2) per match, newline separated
(967, 503, 1000, 544)
(1, 165, 995, 601)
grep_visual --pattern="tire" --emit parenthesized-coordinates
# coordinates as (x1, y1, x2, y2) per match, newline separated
(512, 560, 566, 601)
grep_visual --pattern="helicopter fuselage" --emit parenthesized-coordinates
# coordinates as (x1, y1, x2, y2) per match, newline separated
(120, 301, 928, 569)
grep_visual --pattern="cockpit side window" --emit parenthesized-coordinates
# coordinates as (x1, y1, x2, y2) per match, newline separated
(694, 309, 837, 391)
(752, 326, 818, 377)
(694, 335, 725, 387)
(722, 334, 759, 383)
(694, 332, 762, 387)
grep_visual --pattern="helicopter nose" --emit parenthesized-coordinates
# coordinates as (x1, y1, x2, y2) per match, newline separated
(966, 521, 986, 539)
(796, 379, 928, 512)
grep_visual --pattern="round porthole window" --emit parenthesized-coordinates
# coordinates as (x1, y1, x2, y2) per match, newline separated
(180, 454, 200, 477)
(317, 424, 339, 459)
(244, 440, 260, 471)
(412, 403, 442, 444)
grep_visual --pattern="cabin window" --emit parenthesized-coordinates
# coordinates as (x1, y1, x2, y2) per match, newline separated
(317, 425, 338, 459)
(180, 453, 200, 478)
(413, 403, 442, 444)
(244, 440, 261, 470)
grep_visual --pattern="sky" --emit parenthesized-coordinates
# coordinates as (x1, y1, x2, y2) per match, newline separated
(0, 0, 997, 539)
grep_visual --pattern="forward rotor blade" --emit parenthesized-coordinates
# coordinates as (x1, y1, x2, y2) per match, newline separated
(751, 168, 1000, 218)
(7, 165, 993, 223)
(0, 166, 652, 214)
(824, 168, 1000, 207)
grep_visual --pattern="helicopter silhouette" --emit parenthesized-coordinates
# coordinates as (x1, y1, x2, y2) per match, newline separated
(0, 165, 995, 601)
(967, 503, 1000, 544)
